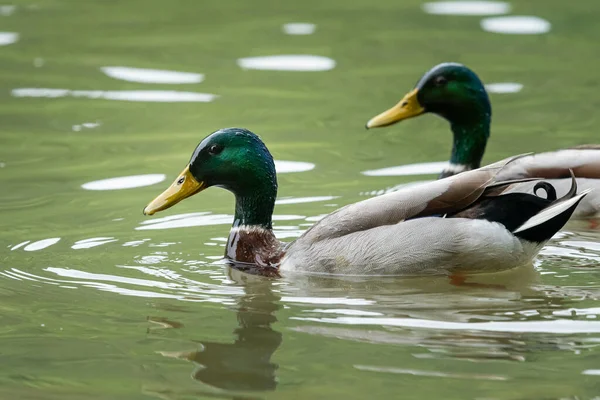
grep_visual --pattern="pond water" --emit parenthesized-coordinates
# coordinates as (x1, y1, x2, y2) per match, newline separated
(1, 0, 600, 398)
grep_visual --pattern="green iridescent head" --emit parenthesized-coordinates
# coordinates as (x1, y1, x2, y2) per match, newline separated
(144, 128, 278, 228)
(367, 62, 491, 127)
(366, 63, 493, 174)
(188, 128, 277, 192)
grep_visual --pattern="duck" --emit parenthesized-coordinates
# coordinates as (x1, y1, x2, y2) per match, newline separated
(142, 127, 588, 276)
(365, 62, 600, 218)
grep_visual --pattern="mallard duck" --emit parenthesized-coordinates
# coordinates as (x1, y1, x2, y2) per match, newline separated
(143, 127, 588, 276)
(365, 62, 600, 218)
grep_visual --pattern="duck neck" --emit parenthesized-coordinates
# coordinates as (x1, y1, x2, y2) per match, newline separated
(440, 112, 490, 179)
(226, 182, 283, 267)
(233, 189, 276, 229)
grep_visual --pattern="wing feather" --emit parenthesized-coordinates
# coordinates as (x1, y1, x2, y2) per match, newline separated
(495, 149, 600, 181)
(298, 154, 528, 244)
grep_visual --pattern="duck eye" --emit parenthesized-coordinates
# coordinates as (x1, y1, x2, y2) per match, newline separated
(208, 144, 223, 155)
(434, 76, 448, 86)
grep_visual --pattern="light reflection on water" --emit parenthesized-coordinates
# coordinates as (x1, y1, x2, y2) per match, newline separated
(361, 161, 448, 176)
(135, 212, 307, 232)
(11, 88, 218, 102)
(485, 82, 524, 93)
(480, 16, 552, 34)
(0, 5, 16, 16)
(422, 1, 510, 16)
(2, 218, 600, 396)
(81, 174, 166, 190)
(237, 55, 336, 71)
(100, 66, 205, 84)
(0, 31, 18, 45)
(282, 23, 316, 35)
(2, 2, 599, 396)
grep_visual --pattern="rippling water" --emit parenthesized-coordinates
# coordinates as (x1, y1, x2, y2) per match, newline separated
(2, 0, 600, 398)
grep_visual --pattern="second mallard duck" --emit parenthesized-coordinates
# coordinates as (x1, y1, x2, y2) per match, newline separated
(143, 128, 588, 276)
(366, 62, 600, 217)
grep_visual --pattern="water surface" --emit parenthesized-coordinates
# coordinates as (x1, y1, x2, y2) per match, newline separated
(1, 0, 600, 398)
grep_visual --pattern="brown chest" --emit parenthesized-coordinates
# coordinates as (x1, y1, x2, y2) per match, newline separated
(226, 228, 285, 272)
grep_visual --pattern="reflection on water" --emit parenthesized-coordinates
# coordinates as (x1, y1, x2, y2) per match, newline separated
(237, 55, 336, 71)
(2, 226, 600, 397)
(295, 315, 600, 333)
(71, 237, 118, 249)
(101, 66, 205, 84)
(10, 240, 30, 251)
(22, 237, 60, 252)
(583, 369, 600, 375)
(72, 121, 101, 131)
(361, 161, 447, 176)
(422, 1, 510, 16)
(2, 0, 600, 397)
(275, 195, 338, 205)
(12, 88, 218, 102)
(0, 32, 17, 45)
(282, 23, 316, 35)
(81, 174, 166, 190)
(274, 160, 315, 173)
(159, 279, 281, 393)
(354, 364, 508, 381)
(0, 5, 15, 16)
(481, 16, 552, 34)
(485, 82, 524, 93)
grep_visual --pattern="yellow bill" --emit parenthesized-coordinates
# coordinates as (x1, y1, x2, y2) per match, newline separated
(366, 89, 425, 129)
(143, 165, 206, 216)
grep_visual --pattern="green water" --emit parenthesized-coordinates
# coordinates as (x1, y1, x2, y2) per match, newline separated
(2, 0, 600, 398)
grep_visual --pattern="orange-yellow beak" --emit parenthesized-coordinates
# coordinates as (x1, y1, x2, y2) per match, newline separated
(143, 165, 206, 216)
(366, 89, 425, 128)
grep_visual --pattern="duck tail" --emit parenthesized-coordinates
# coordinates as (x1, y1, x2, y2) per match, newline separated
(513, 170, 591, 243)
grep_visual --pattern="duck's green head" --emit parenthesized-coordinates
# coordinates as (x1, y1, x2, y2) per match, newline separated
(366, 63, 492, 174)
(366, 62, 491, 128)
(143, 128, 278, 227)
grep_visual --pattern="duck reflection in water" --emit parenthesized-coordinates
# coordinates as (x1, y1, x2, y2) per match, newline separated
(162, 271, 282, 393)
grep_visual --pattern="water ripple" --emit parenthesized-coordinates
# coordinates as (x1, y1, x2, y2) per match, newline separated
(292, 316, 600, 333)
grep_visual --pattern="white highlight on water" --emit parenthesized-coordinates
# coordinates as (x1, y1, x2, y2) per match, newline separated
(81, 174, 166, 190)
(485, 82, 523, 93)
(11, 241, 30, 251)
(274, 160, 316, 173)
(0, 32, 18, 45)
(282, 23, 316, 35)
(23, 238, 61, 252)
(422, 1, 510, 15)
(582, 369, 600, 376)
(12, 88, 217, 103)
(237, 55, 336, 71)
(276, 196, 338, 205)
(293, 316, 600, 333)
(355, 365, 508, 381)
(72, 121, 101, 132)
(481, 16, 551, 34)
(362, 161, 448, 176)
(0, 5, 16, 16)
(72, 237, 118, 249)
(310, 309, 383, 316)
(101, 66, 205, 84)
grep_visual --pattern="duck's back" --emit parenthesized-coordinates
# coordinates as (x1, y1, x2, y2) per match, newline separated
(281, 217, 533, 276)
